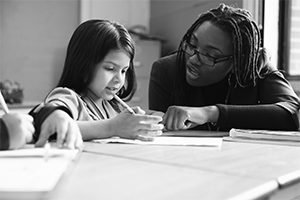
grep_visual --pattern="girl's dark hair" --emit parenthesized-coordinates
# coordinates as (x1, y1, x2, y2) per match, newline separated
(57, 19, 136, 101)
(175, 4, 266, 103)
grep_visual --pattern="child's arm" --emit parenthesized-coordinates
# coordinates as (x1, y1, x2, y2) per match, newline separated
(29, 104, 83, 149)
(40, 88, 164, 140)
(77, 110, 164, 141)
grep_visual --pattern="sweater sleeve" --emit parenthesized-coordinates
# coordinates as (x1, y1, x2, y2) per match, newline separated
(44, 87, 83, 120)
(216, 71, 300, 131)
(0, 118, 9, 150)
(216, 104, 298, 131)
(149, 57, 175, 112)
(29, 104, 72, 143)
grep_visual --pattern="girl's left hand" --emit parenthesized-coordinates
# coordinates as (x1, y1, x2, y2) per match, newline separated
(35, 110, 83, 149)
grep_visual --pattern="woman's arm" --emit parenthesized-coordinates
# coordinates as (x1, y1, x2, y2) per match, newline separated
(216, 104, 297, 131)
(217, 71, 300, 131)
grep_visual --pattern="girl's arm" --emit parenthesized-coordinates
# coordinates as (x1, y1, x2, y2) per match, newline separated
(78, 110, 164, 140)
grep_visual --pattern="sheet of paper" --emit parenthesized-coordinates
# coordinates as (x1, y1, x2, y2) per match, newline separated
(0, 145, 78, 158)
(93, 136, 222, 147)
(0, 145, 79, 200)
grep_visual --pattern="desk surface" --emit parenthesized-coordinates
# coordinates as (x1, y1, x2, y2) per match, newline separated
(48, 138, 300, 200)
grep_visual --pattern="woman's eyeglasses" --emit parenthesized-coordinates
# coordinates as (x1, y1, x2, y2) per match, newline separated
(182, 41, 232, 68)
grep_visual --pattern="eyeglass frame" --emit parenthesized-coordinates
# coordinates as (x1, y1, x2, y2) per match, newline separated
(181, 41, 233, 68)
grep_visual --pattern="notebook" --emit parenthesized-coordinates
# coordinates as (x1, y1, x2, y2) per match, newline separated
(224, 128, 300, 146)
(0, 145, 79, 200)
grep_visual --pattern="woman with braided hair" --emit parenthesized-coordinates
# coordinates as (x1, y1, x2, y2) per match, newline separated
(149, 4, 300, 131)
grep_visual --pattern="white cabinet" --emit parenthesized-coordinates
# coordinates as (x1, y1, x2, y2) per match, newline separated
(129, 39, 161, 110)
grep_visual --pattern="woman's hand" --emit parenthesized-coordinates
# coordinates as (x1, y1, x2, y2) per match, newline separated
(163, 105, 219, 131)
(2, 113, 34, 149)
(35, 110, 83, 149)
(110, 107, 164, 140)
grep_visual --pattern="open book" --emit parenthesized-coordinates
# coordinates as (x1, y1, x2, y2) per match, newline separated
(224, 128, 300, 146)
(0, 145, 79, 200)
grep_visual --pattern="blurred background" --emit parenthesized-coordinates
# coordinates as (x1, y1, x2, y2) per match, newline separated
(0, 0, 299, 110)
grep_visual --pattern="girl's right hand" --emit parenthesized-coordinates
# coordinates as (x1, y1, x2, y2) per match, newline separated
(110, 107, 164, 140)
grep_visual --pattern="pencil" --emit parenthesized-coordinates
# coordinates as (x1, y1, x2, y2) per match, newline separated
(0, 91, 9, 114)
(114, 94, 135, 114)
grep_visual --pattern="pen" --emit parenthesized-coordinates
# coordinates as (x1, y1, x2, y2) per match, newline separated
(0, 91, 9, 114)
(114, 94, 135, 114)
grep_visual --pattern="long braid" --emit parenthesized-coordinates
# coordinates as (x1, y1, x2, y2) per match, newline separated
(227, 17, 243, 86)
(231, 10, 262, 87)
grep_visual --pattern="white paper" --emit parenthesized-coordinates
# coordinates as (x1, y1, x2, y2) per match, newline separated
(0, 145, 78, 199)
(93, 136, 223, 147)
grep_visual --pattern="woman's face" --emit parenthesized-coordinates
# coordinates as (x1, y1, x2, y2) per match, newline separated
(88, 49, 130, 100)
(184, 21, 233, 86)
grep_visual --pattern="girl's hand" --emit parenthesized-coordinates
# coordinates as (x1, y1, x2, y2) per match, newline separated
(110, 109, 164, 140)
(2, 113, 34, 149)
(163, 106, 219, 131)
(146, 109, 165, 118)
(131, 106, 146, 115)
(35, 110, 83, 149)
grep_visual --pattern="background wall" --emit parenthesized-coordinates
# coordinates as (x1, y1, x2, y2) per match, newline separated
(80, 0, 150, 29)
(149, 0, 242, 56)
(0, 0, 79, 102)
(1, 0, 297, 104)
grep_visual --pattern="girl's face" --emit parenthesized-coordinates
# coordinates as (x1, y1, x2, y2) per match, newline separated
(88, 49, 130, 100)
(184, 21, 233, 87)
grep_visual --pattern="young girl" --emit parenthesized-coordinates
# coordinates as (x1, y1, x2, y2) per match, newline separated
(32, 19, 163, 141)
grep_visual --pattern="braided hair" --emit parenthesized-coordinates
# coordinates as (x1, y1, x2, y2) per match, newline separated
(175, 3, 267, 104)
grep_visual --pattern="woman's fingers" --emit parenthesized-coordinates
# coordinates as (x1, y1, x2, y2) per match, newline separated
(162, 107, 190, 131)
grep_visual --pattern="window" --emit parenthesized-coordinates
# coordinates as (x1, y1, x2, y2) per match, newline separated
(261, 0, 300, 78)
(263, 0, 279, 69)
(278, 0, 300, 77)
